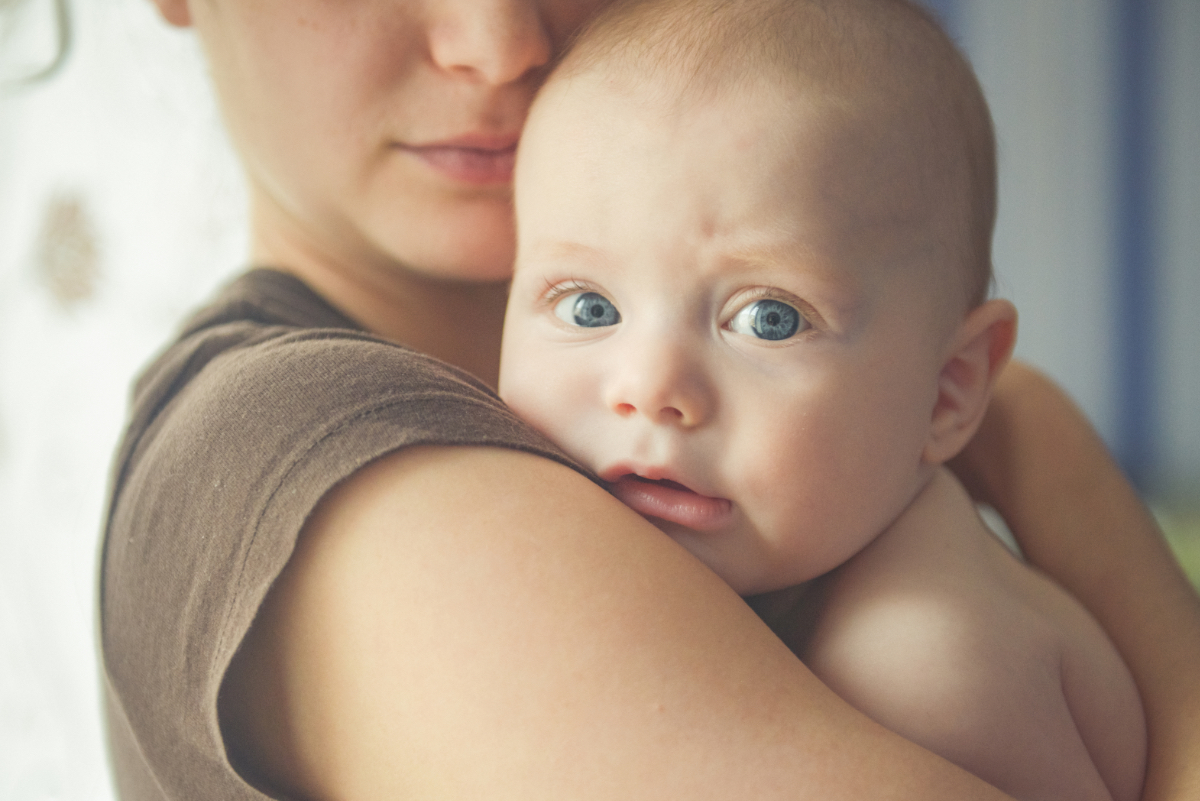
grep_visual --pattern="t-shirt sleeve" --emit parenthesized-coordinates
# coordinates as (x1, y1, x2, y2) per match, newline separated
(100, 327, 587, 800)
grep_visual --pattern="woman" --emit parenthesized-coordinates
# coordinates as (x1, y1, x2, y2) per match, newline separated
(100, 1, 1200, 799)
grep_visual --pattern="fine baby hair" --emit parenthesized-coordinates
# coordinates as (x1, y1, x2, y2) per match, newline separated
(551, 0, 998, 311)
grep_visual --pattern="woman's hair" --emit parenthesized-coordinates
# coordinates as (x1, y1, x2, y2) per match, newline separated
(1, 0, 72, 86)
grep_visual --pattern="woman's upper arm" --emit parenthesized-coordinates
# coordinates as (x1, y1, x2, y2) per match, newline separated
(221, 444, 1009, 801)
(953, 362, 1200, 801)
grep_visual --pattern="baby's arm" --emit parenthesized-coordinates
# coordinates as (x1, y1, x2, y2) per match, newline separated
(800, 469, 1142, 801)
(953, 363, 1200, 801)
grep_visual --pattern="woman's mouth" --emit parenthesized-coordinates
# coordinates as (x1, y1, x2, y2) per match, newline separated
(400, 134, 519, 185)
(608, 474, 733, 531)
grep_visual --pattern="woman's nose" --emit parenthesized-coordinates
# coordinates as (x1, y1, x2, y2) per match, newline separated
(426, 0, 553, 85)
(605, 344, 714, 429)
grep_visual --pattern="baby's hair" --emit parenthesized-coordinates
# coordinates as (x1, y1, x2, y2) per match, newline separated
(552, 0, 997, 309)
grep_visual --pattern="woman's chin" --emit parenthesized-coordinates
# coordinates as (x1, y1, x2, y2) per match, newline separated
(406, 247, 515, 284)
(371, 211, 517, 284)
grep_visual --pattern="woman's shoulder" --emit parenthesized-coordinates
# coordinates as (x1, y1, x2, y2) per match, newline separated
(127, 269, 514, 442)
(98, 268, 585, 800)
(115, 268, 582, 503)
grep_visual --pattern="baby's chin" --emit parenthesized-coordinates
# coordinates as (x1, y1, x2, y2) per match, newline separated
(626, 514, 767, 597)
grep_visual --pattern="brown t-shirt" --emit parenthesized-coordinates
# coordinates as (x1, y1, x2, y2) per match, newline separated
(99, 269, 585, 800)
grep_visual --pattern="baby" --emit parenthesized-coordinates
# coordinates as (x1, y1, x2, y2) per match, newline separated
(498, 1, 1145, 800)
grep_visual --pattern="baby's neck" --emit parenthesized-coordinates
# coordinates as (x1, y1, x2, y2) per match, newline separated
(844, 467, 1010, 590)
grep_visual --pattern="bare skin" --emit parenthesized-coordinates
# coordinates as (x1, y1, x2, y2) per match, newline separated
(141, 0, 1200, 798)
(222, 446, 1013, 800)
(803, 468, 1145, 801)
(954, 364, 1200, 801)
(221, 388, 1199, 801)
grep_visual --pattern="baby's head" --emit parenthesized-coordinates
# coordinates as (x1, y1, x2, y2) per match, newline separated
(500, 0, 1016, 595)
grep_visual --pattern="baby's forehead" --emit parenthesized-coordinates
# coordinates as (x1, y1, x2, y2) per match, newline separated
(552, 0, 970, 113)
(563, 64, 957, 220)
(529, 0, 996, 309)
(543, 0, 982, 188)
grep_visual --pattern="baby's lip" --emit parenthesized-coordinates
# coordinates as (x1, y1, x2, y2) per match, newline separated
(600, 462, 688, 483)
(603, 468, 733, 532)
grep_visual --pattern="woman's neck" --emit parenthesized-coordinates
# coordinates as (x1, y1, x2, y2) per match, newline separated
(252, 213, 509, 389)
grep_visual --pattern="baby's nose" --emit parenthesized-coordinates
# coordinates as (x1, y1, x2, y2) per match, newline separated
(613, 399, 690, 424)
(607, 347, 713, 428)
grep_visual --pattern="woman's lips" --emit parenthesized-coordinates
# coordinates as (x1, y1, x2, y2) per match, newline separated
(609, 474, 733, 531)
(400, 134, 518, 185)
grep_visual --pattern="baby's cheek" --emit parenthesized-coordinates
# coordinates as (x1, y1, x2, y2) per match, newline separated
(729, 434, 809, 525)
(497, 353, 534, 415)
(503, 349, 597, 459)
(729, 429, 842, 562)
(499, 343, 559, 425)
(503, 368, 557, 427)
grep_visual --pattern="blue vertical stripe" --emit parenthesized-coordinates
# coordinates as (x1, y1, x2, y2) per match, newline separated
(1114, 0, 1159, 486)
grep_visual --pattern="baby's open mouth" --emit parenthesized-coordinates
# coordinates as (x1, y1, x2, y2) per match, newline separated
(629, 475, 692, 492)
(608, 474, 733, 531)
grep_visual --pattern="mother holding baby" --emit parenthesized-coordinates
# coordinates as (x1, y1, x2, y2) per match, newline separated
(100, 0, 1200, 799)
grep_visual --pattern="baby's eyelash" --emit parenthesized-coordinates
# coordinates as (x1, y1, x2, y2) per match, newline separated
(740, 286, 800, 304)
(739, 287, 791, 304)
(729, 286, 825, 330)
(541, 279, 599, 305)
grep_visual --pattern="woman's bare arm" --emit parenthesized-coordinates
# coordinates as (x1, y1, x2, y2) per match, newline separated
(952, 362, 1200, 801)
(221, 445, 1012, 800)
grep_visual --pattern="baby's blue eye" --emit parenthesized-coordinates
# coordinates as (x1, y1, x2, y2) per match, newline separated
(554, 291, 621, 327)
(729, 298, 804, 341)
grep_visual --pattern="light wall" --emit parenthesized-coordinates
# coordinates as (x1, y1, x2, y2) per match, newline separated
(924, 0, 1200, 500)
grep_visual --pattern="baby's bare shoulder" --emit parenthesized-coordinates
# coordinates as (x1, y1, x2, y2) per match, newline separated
(801, 469, 1143, 801)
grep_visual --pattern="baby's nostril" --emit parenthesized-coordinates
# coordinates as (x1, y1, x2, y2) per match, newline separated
(616, 402, 636, 416)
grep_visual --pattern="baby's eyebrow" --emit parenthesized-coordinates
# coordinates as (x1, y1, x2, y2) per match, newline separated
(718, 242, 837, 283)
(710, 228, 815, 267)
(523, 240, 610, 266)
(717, 244, 866, 323)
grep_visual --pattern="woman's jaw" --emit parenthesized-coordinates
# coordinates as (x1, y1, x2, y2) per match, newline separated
(248, 183, 511, 387)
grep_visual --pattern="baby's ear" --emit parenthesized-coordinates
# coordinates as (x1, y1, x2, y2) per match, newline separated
(923, 299, 1017, 465)
(150, 0, 192, 28)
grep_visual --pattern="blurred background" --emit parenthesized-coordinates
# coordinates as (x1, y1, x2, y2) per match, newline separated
(0, 0, 1196, 798)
